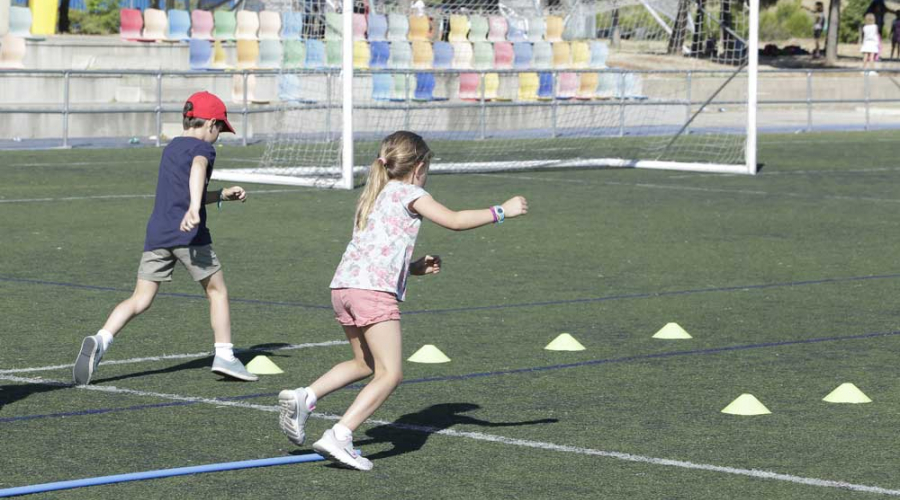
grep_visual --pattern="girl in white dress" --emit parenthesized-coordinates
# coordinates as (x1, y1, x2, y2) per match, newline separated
(861, 13, 880, 73)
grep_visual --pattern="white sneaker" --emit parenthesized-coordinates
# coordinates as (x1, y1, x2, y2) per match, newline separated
(73, 335, 103, 385)
(278, 388, 312, 446)
(312, 429, 373, 471)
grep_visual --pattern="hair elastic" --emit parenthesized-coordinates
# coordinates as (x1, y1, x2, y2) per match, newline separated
(378, 157, 387, 165)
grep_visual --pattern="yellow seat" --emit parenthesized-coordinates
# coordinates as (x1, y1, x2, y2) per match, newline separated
(353, 40, 370, 69)
(236, 39, 259, 69)
(449, 15, 469, 42)
(577, 73, 599, 99)
(412, 41, 433, 69)
(545, 15, 563, 42)
(408, 15, 431, 41)
(484, 72, 499, 100)
(517, 72, 539, 101)
(552, 41, 570, 68)
(571, 41, 589, 69)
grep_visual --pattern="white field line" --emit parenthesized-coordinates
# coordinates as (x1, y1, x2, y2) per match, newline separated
(2, 373, 899, 496)
(667, 167, 900, 179)
(5, 158, 264, 168)
(479, 173, 900, 204)
(0, 188, 310, 204)
(0, 340, 347, 375)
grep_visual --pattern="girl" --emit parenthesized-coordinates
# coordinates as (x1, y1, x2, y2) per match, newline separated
(277, 131, 528, 471)
(861, 13, 880, 73)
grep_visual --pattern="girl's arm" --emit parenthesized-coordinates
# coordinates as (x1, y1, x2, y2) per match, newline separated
(411, 195, 528, 231)
(180, 155, 209, 232)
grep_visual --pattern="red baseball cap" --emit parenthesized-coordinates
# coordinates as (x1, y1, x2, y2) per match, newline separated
(184, 91, 235, 134)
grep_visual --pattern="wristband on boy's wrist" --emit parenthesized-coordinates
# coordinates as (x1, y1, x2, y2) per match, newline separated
(492, 205, 505, 224)
(217, 188, 224, 210)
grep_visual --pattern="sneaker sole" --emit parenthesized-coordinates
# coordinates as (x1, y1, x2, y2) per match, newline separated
(73, 336, 98, 386)
(313, 440, 373, 471)
(278, 390, 305, 446)
(210, 366, 259, 381)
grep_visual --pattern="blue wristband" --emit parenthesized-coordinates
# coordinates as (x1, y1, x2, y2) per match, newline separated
(493, 205, 505, 224)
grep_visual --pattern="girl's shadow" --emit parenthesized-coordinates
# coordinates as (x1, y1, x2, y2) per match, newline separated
(354, 403, 557, 461)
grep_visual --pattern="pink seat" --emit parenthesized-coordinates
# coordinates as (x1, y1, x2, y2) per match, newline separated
(557, 72, 578, 99)
(191, 10, 214, 40)
(120, 8, 143, 41)
(487, 16, 507, 42)
(493, 41, 513, 69)
(352, 13, 367, 40)
(458, 73, 480, 100)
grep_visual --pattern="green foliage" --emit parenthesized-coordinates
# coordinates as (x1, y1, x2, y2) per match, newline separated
(759, 0, 813, 41)
(839, 0, 870, 43)
(69, 0, 120, 35)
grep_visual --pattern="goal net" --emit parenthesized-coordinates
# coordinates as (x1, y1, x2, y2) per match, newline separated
(212, 0, 758, 188)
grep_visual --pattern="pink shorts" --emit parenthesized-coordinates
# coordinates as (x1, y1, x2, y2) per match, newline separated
(331, 288, 401, 328)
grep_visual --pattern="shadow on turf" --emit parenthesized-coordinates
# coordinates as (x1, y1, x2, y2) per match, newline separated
(0, 382, 66, 412)
(354, 403, 558, 461)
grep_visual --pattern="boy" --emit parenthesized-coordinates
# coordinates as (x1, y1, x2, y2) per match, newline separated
(73, 91, 257, 385)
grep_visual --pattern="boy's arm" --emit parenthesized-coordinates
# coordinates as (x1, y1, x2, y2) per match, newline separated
(204, 186, 247, 205)
(411, 194, 528, 231)
(179, 155, 208, 232)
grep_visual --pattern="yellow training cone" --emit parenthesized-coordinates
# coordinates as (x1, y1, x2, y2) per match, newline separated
(407, 344, 451, 363)
(652, 322, 692, 339)
(823, 383, 872, 404)
(721, 394, 771, 415)
(245, 355, 284, 375)
(544, 333, 586, 351)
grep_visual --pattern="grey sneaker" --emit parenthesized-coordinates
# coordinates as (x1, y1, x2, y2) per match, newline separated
(73, 335, 103, 385)
(279, 388, 312, 446)
(312, 429, 372, 471)
(211, 356, 258, 381)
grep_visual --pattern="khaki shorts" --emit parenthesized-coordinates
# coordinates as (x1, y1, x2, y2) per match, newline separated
(138, 245, 222, 282)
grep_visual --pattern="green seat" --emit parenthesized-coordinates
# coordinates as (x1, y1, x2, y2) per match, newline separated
(283, 39, 306, 69)
(467, 15, 488, 42)
(325, 12, 342, 40)
(326, 40, 342, 67)
(472, 42, 493, 69)
(214, 10, 236, 41)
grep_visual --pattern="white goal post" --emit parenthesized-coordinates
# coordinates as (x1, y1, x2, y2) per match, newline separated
(212, 0, 758, 189)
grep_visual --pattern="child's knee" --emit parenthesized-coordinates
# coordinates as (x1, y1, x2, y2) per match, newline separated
(132, 295, 154, 314)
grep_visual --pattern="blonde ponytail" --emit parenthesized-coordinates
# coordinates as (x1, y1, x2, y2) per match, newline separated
(355, 158, 390, 231)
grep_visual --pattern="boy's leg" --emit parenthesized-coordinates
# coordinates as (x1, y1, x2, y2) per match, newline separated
(74, 279, 160, 385)
(279, 325, 372, 446)
(312, 320, 401, 471)
(200, 270, 257, 381)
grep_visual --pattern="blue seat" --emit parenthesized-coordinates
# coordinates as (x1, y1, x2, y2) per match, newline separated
(369, 41, 390, 68)
(305, 39, 325, 68)
(281, 11, 303, 40)
(189, 39, 212, 70)
(513, 42, 532, 69)
(372, 73, 392, 101)
(367, 14, 388, 41)
(433, 41, 453, 69)
(167, 9, 190, 41)
(414, 73, 434, 101)
(278, 74, 303, 101)
(538, 72, 553, 99)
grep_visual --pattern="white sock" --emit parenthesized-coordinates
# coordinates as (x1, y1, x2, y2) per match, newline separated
(96, 330, 114, 352)
(332, 423, 353, 442)
(214, 343, 235, 361)
(303, 387, 317, 410)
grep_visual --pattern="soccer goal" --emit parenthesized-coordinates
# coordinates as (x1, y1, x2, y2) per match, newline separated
(212, 0, 758, 189)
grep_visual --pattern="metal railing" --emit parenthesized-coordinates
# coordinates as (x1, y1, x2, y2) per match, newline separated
(1, 67, 898, 149)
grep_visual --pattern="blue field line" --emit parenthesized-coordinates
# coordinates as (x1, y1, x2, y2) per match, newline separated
(4, 328, 899, 425)
(4, 272, 900, 316)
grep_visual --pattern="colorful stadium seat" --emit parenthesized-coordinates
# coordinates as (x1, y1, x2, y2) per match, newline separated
(167, 9, 191, 41)
(210, 39, 230, 69)
(493, 41, 513, 69)
(517, 72, 539, 101)
(412, 41, 433, 69)
(408, 15, 430, 41)
(305, 39, 325, 68)
(551, 41, 571, 68)
(451, 41, 473, 69)
(369, 41, 390, 68)
(236, 10, 260, 40)
(372, 73, 392, 100)
(281, 11, 303, 40)
(507, 17, 527, 42)
(354, 40, 370, 69)
(544, 15, 563, 42)
(472, 42, 493, 70)
(526, 16, 545, 42)
(571, 41, 589, 69)
(557, 72, 577, 99)
(119, 8, 143, 41)
(596, 72, 617, 98)
(325, 12, 342, 40)
(589, 40, 608, 68)
(577, 73, 599, 99)
(392, 73, 411, 100)
(458, 73, 480, 100)
(432, 41, 453, 69)
(353, 13, 367, 40)
(389, 41, 411, 68)
(483, 72, 499, 100)
(448, 15, 469, 42)
(232, 73, 256, 104)
(387, 13, 409, 41)
(367, 14, 388, 41)
(0, 34, 25, 68)
(468, 15, 488, 42)
(487, 16, 507, 42)
(259, 39, 283, 68)
(537, 72, 553, 99)
(283, 39, 305, 68)
(8, 6, 33, 38)
(236, 39, 259, 69)
(532, 41, 552, 69)
(214, 11, 237, 41)
(513, 42, 532, 69)
(326, 40, 342, 67)
(191, 10, 214, 40)
(278, 74, 303, 101)
(259, 11, 282, 40)
(189, 38, 212, 70)
(414, 73, 435, 101)
(142, 9, 167, 41)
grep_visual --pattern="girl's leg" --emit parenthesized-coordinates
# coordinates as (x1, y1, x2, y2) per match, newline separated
(200, 270, 230, 344)
(336, 320, 403, 431)
(101, 279, 160, 335)
(308, 324, 375, 399)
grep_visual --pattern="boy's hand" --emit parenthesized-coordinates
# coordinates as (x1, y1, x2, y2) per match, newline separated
(502, 196, 529, 219)
(179, 208, 200, 232)
(223, 186, 247, 202)
(411, 255, 441, 276)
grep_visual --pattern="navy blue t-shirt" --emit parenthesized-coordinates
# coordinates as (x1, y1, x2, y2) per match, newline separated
(144, 137, 217, 251)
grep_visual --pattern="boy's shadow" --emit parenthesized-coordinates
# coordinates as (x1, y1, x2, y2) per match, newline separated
(354, 403, 557, 461)
(92, 342, 292, 384)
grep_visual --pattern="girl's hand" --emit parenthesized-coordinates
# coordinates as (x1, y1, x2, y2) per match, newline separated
(223, 186, 247, 202)
(179, 208, 200, 232)
(411, 255, 441, 276)
(502, 196, 529, 218)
